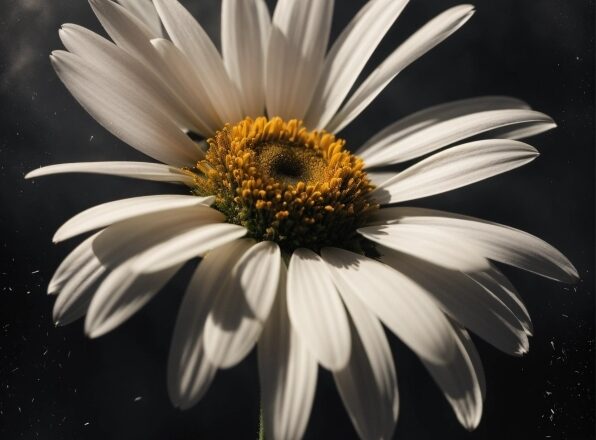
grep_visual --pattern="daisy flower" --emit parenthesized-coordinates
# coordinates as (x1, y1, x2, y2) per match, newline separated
(26, 0, 578, 438)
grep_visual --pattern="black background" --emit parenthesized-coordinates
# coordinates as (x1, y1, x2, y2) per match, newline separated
(0, 0, 594, 439)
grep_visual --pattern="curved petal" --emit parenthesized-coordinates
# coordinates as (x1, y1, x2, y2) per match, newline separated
(59, 24, 207, 137)
(89, 0, 214, 136)
(327, 5, 475, 134)
(25, 162, 195, 185)
(304, 0, 408, 129)
(47, 232, 101, 294)
(370, 207, 579, 283)
(467, 265, 533, 335)
(422, 322, 484, 430)
(362, 109, 552, 167)
(116, 0, 163, 38)
(266, 0, 334, 120)
(358, 224, 489, 272)
(92, 206, 225, 267)
(167, 239, 253, 409)
(356, 96, 531, 158)
(258, 266, 318, 440)
(53, 195, 214, 243)
(321, 247, 458, 365)
(50, 50, 200, 167)
(381, 250, 529, 355)
(287, 248, 351, 371)
(85, 260, 183, 338)
(334, 287, 399, 440)
(372, 139, 539, 204)
(53, 254, 107, 326)
(153, 0, 243, 124)
(203, 241, 281, 368)
(222, 0, 270, 117)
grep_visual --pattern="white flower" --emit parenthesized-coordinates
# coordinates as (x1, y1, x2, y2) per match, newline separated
(26, 0, 578, 439)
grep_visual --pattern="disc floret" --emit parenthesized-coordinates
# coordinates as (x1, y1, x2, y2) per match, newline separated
(190, 117, 378, 253)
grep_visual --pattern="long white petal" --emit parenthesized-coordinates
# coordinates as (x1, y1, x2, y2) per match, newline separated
(203, 241, 281, 368)
(287, 248, 351, 371)
(327, 5, 475, 134)
(53, 255, 107, 326)
(47, 232, 101, 294)
(304, 0, 408, 129)
(91, 206, 225, 267)
(150, 38, 222, 133)
(356, 96, 531, 158)
(85, 260, 183, 338)
(467, 265, 533, 335)
(153, 0, 243, 124)
(371, 207, 579, 283)
(321, 247, 457, 365)
(362, 109, 552, 167)
(373, 139, 539, 204)
(258, 268, 318, 440)
(116, 0, 163, 38)
(358, 224, 489, 272)
(59, 24, 206, 137)
(381, 250, 529, 355)
(51, 50, 199, 167)
(266, 0, 334, 120)
(25, 162, 195, 184)
(131, 223, 247, 274)
(422, 322, 484, 430)
(168, 239, 252, 409)
(334, 287, 399, 440)
(89, 0, 213, 136)
(222, 0, 270, 117)
(54, 195, 214, 243)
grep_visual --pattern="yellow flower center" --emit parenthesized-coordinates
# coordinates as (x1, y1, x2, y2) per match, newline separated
(189, 117, 378, 253)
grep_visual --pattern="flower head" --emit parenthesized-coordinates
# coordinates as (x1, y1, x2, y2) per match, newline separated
(27, 0, 578, 438)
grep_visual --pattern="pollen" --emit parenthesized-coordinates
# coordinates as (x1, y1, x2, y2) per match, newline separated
(188, 117, 378, 253)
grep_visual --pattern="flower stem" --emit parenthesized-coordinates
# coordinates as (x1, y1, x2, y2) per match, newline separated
(258, 404, 265, 440)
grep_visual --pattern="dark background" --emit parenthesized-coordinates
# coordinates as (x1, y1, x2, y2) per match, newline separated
(0, 0, 594, 438)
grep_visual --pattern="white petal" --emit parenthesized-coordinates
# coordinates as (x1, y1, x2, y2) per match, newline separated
(467, 265, 533, 335)
(91, 206, 225, 267)
(265, 0, 334, 120)
(85, 260, 183, 338)
(59, 24, 206, 137)
(150, 38, 222, 133)
(51, 50, 200, 167)
(131, 223, 247, 274)
(334, 287, 399, 440)
(304, 0, 408, 130)
(48, 232, 101, 294)
(53, 255, 107, 326)
(381, 250, 529, 355)
(321, 247, 457, 365)
(88, 0, 213, 135)
(373, 139, 539, 204)
(203, 241, 281, 368)
(356, 96, 531, 159)
(358, 224, 489, 272)
(116, 0, 163, 38)
(361, 109, 552, 167)
(54, 195, 214, 243)
(25, 161, 195, 184)
(422, 322, 484, 430)
(371, 207, 579, 283)
(168, 239, 253, 409)
(222, 0, 270, 117)
(258, 268, 318, 440)
(327, 5, 475, 134)
(287, 248, 351, 371)
(153, 0, 243, 124)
